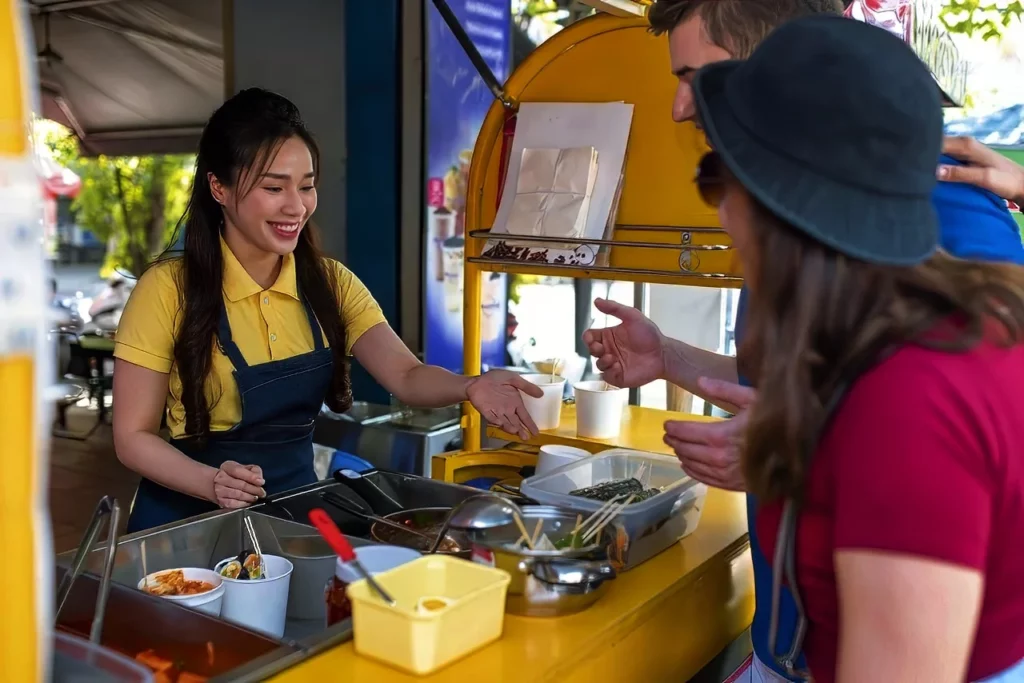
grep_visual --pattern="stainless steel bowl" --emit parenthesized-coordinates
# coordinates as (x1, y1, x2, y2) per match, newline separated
(468, 506, 617, 617)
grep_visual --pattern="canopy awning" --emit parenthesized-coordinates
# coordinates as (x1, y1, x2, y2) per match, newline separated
(29, 0, 224, 157)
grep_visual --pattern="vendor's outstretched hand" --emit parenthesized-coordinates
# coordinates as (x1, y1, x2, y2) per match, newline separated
(467, 369, 542, 441)
(582, 298, 665, 389)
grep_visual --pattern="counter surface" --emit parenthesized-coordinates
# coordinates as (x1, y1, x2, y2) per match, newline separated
(271, 488, 754, 682)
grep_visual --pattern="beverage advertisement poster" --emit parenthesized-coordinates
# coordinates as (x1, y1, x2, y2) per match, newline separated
(423, 0, 510, 372)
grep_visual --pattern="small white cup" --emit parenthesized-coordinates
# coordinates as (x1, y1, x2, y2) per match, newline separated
(536, 444, 590, 476)
(215, 554, 294, 638)
(573, 380, 628, 439)
(138, 568, 225, 617)
(518, 373, 566, 431)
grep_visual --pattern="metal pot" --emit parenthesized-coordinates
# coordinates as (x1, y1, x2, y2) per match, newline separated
(369, 507, 472, 558)
(468, 506, 617, 617)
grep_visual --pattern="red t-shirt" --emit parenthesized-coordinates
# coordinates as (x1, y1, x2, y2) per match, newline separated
(757, 337, 1024, 683)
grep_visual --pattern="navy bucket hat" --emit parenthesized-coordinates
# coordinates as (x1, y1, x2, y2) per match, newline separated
(693, 15, 944, 266)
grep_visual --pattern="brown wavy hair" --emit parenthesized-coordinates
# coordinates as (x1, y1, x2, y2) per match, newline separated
(157, 88, 352, 442)
(739, 202, 1024, 502)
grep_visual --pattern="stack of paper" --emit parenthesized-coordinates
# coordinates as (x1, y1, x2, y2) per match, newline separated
(505, 146, 599, 241)
(485, 102, 634, 267)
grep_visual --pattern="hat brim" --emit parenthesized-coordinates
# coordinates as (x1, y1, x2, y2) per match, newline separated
(692, 61, 937, 267)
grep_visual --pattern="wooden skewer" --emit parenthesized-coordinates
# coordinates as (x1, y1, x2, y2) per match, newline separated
(581, 499, 625, 543)
(530, 518, 544, 549)
(572, 513, 583, 535)
(141, 539, 149, 590)
(576, 495, 624, 539)
(513, 512, 534, 550)
(583, 494, 635, 544)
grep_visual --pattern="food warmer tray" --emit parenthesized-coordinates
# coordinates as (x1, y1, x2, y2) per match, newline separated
(54, 565, 302, 682)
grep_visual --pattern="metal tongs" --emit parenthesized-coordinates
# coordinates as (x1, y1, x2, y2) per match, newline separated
(54, 496, 122, 644)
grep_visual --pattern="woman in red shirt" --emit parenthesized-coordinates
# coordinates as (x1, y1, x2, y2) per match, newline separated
(690, 16, 1024, 683)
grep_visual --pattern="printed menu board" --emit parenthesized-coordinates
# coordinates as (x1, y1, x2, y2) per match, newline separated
(423, 0, 511, 372)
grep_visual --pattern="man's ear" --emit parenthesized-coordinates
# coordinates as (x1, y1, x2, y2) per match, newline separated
(208, 172, 227, 205)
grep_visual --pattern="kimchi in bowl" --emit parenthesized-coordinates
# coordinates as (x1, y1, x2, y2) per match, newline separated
(137, 568, 225, 617)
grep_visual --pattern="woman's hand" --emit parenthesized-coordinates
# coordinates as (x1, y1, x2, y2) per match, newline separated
(212, 462, 266, 509)
(939, 136, 1024, 204)
(466, 370, 543, 440)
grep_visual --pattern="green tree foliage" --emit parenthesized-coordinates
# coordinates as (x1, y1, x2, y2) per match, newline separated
(940, 0, 1024, 41)
(37, 121, 194, 277)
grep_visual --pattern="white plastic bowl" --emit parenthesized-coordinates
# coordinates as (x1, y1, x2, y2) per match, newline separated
(137, 567, 225, 617)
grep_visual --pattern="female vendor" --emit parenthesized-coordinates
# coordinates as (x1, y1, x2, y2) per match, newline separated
(683, 16, 1024, 682)
(113, 88, 542, 533)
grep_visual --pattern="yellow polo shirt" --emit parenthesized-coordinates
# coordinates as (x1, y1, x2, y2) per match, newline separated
(114, 241, 387, 438)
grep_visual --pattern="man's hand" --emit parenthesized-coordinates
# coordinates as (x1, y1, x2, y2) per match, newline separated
(582, 298, 666, 389)
(663, 378, 757, 491)
(939, 136, 1024, 204)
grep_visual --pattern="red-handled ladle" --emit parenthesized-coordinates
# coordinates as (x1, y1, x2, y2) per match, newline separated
(308, 508, 396, 607)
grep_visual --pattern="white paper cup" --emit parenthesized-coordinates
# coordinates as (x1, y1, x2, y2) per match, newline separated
(573, 380, 628, 439)
(215, 554, 294, 638)
(518, 374, 567, 431)
(536, 444, 590, 476)
(137, 568, 225, 617)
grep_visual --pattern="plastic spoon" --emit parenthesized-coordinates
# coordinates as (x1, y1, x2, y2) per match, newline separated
(308, 508, 396, 606)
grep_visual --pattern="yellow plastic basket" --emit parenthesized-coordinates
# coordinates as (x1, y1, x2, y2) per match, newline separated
(347, 555, 511, 675)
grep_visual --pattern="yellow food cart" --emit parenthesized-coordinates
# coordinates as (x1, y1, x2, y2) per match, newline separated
(273, 6, 754, 682)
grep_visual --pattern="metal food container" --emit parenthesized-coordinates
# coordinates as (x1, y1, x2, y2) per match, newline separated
(468, 506, 617, 617)
(521, 449, 709, 571)
(314, 402, 461, 476)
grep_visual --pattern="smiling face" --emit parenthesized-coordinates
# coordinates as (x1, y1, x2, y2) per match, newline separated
(667, 15, 732, 124)
(209, 135, 318, 258)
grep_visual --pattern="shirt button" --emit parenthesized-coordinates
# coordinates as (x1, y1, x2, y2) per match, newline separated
(270, 333, 277, 342)
(263, 296, 269, 305)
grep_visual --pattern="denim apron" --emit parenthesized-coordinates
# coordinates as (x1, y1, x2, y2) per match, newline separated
(766, 347, 1024, 683)
(126, 291, 333, 533)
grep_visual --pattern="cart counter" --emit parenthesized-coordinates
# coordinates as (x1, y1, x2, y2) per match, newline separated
(271, 488, 753, 683)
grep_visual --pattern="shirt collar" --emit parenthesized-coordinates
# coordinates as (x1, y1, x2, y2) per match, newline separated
(220, 235, 300, 302)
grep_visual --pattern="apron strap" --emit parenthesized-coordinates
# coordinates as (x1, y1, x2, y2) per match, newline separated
(300, 294, 325, 352)
(216, 302, 248, 370)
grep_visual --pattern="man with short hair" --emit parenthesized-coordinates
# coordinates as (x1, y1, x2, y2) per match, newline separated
(583, 1, 1024, 681)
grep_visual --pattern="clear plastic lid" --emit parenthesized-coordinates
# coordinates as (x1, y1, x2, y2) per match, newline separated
(521, 448, 698, 515)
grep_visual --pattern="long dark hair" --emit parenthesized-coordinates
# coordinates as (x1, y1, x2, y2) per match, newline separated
(740, 203, 1024, 502)
(159, 88, 351, 441)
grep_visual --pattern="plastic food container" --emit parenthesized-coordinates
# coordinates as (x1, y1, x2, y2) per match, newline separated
(521, 449, 708, 570)
(347, 555, 511, 675)
(136, 568, 225, 617)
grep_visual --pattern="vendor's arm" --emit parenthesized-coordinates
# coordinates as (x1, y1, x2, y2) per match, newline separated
(337, 263, 542, 439)
(113, 360, 221, 502)
(828, 356, 990, 683)
(112, 265, 265, 506)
